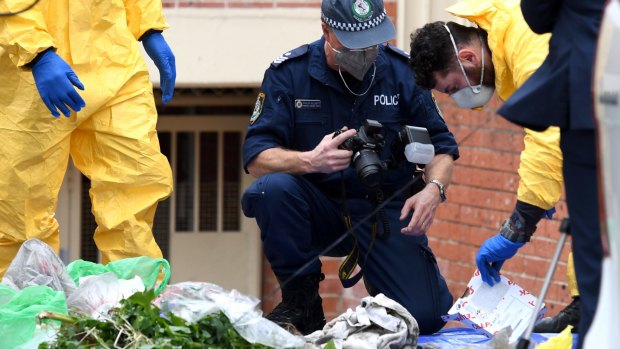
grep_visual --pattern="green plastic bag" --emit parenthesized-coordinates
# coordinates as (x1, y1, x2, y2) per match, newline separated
(0, 285, 67, 349)
(66, 256, 171, 296)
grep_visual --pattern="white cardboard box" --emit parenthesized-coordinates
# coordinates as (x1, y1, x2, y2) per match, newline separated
(442, 270, 547, 343)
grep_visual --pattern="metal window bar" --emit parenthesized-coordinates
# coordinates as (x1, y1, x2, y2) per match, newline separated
(200, 132, 219, 231)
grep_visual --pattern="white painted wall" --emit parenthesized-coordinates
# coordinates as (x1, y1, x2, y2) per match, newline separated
(144, 8, 322, 87)
(396, 0, 463, 51)
(142, 3, 464, 87)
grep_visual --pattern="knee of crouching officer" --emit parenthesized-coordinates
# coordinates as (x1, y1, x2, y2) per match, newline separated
(416, 292, 453, 334)
(241, 173, 301, 217)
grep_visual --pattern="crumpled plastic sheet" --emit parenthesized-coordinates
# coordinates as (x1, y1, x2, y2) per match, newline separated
(417, 327, 510, 349)
(66, 272, 145, 318)
(15, 323, 61, 349)
(154, 281, 306, 348)
(1, 239, 76, 297)
(417, 327, 578, 349)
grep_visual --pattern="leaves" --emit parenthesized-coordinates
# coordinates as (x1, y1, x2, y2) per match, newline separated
(39, 290, 273, 349)
(324, 341, 337, 349)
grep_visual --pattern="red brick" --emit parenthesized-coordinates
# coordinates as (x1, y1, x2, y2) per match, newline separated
(320, 277, 343, 294)
(453, 166, 520, 192)
(452, 128, 524, 152)
(435, 203, 507, 230)
(277, 2, 322, 8)
(446, 184, 517, 211)
(457, 147, 521, 172)
(320, 256, 344, 276)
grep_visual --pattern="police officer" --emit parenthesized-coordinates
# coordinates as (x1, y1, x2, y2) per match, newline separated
(241, 0, 459, 336)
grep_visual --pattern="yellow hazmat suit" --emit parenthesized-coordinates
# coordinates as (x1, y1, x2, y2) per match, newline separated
(447, 0, 577, 296)
(0, 0, 173, 275)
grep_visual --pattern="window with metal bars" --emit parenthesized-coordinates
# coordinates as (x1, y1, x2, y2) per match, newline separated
(173, 130, 242, 233)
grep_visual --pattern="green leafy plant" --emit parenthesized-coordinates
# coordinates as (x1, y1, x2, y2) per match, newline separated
(39, 290, 274, 349)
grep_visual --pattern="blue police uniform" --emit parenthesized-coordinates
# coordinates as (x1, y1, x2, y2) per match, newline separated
(499, 1, 605, 347)
(242, 38, 459, 333)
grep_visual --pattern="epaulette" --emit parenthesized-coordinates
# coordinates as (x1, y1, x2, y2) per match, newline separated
(270, 44, 309, 68)
(385, 44, 410, 60)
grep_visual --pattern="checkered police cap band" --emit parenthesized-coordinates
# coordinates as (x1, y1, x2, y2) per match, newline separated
(321, 8, 388, 32)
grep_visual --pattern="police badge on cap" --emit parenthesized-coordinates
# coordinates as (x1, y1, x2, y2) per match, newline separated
(321, 0, 396, 49)
(352, 0, 373, 21)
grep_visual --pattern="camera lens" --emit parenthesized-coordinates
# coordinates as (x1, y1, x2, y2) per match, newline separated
(353, 150, 384, 188)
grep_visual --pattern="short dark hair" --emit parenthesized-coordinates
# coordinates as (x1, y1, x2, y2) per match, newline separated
(409, 21, 481, 90)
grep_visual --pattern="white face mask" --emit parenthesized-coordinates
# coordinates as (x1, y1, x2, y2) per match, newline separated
(444, 24, 495, 109)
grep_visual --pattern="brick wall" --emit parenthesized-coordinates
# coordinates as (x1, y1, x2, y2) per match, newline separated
(262, 93, 573, 326)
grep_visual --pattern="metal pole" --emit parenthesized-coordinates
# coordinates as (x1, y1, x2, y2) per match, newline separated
(517, 218, 570, 349)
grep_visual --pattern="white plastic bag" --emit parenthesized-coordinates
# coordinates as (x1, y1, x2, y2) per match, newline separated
(1, 239, 76, 296)
(66, 272, 144, 318)
(155, 281, 306, 348)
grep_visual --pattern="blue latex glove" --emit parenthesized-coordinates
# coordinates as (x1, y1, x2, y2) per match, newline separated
(142, 31, 176, 104)
(543, 207, 556, 219)
(31, 49, 85, 117)
(476, 234, 524, 286)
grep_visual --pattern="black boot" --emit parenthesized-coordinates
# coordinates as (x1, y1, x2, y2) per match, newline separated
(533, 297, 580, 333)
(266, 273, 326, 335)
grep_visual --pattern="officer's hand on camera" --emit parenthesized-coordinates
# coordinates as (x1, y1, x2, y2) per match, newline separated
(399, 185, 441, 236)
(302, 128, 357, 173)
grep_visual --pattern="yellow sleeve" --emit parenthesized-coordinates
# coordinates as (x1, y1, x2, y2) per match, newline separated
(0, 0, 55, 67)
(517, 127, 564, 210)
(123, 0, 169, 40)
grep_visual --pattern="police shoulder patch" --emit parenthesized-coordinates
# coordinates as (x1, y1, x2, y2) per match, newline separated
(250, 92, 266, 125)
(270, 44, 309, 68)
(385, 44, 410, 60)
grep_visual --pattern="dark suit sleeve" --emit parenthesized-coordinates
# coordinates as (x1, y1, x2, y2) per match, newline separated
(521, 0, 563, 34)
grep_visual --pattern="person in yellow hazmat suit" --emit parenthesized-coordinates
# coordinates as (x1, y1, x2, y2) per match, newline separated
(0, 0, 176, 276)
(408, 0, 580, 333)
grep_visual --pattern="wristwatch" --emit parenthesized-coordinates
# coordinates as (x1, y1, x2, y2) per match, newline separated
(429, 179, 447, 203)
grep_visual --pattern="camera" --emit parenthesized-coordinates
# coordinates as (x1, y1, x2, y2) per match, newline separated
(335, 120, 435, 189)
(334, 119, 386, 189)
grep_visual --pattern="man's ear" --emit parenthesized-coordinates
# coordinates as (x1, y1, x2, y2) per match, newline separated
(457, 48, 479, 67)
(321, 23, 331, 38)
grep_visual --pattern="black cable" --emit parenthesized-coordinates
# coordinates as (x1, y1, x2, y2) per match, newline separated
(374, 189, 391, 240)
(0, 0, 41, 17)
(267, 174, 422, 299)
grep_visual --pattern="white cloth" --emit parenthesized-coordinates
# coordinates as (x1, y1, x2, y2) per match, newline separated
(305, 293, 419, 349)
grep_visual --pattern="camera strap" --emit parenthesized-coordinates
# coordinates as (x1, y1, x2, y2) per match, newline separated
(337, 176, 389, 289)
(267, 173, 424, 300)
